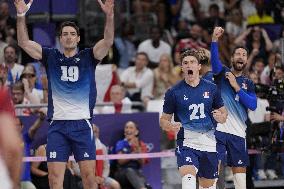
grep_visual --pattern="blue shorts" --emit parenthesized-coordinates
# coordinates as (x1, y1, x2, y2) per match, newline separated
(46, 120, 96, 162)
(176, 146, 218, 179)
(216, 131, 249, 167)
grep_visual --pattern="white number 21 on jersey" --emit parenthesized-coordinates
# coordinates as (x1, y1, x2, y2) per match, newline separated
(188, 103, 206, 120)
(61, 66, 79, 82)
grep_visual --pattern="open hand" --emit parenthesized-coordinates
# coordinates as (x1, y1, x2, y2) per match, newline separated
(98, 0, 114, 17)
(171, 122, 181, 133)
(14, 0, 33, 14)
(225, 72, 240, 92)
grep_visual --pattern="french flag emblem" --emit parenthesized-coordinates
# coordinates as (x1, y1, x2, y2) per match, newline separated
(203, 91, 210, 98)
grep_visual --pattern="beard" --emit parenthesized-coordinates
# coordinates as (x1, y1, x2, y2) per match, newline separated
(232, 60, 246, 72)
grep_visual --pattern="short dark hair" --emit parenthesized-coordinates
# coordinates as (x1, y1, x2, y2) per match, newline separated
(231, 45, 249, 56)
(180, 49, 200, 63)
(4, 44, 19, 55)
(136, 52, 149, 62)
(59, 21, 80, 36)
(12, 81, 24, 93)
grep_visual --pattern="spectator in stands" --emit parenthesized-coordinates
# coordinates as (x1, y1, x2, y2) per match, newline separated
(153, 54, 180, 99)
(11, 81, 32, 116)
(260, 52, 281, 85)
(234, 26, 273, 62)
(201, 3, 226, 41)
(20, 63, 43, 103)
(16, 113, 45, 189)
(0, 31, 8, 64)
(247, 0, 274, 26)
(3, 44, 24, 85)
(137, 26, 171, 68)
(113, 121, 149, 189)
(240, 0, 257, 19)
(100, 85, 132, 114)
(172, 0, 199, 25)
(113, 23, 136, 71)
(199, 0, 225, 19)
(225, 8, 246, 42)
(174, 23, 207, 64)
(132, 0, 166, 28)
(121, 52, 154, 105)
(0, 1, 16, 41)
(273, 27, 284, 52)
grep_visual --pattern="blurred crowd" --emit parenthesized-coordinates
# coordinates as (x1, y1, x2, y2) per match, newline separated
(1, 0, 284, 188)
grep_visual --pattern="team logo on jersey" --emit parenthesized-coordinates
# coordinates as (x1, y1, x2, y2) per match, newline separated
(84, 152, 89, 158)
(186, 157, 192, 163)
(74, 58, 80, 63)
(184, 95, 188, 101)
(241, 83, 247, 90)
(203, 91, 210, 98)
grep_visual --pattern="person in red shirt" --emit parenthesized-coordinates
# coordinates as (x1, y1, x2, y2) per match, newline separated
(0, 85, 23, 189)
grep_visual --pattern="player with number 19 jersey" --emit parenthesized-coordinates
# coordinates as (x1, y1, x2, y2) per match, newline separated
(42, 47, 100, 121)
(163, 78, 224, 152)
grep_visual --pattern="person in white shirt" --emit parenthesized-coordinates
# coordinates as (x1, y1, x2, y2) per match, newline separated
(121, 52, 154, 105)
(137, 26, 171, 68)
(3, 45, 24, 84)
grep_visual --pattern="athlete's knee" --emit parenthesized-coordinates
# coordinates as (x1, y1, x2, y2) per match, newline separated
(81, 169, 97, 188)
(199, 178, 216, 189)
(179, 165, 197, 177)
(48, 172, 64, 189)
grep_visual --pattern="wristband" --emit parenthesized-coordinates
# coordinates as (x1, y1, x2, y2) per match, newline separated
(17, 2, 32, 17)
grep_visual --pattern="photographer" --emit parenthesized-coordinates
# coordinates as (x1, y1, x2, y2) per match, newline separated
(248, 72, 277, 180)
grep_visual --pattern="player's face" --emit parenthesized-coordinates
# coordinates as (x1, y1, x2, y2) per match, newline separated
(60, 26, 80, 50)
(181, 56, 201, 82)
(231, 48, 248, 72)
(124, 122, 138, 140)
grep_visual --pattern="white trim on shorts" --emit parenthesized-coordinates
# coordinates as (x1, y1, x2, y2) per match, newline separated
(85, 119, 93, 140)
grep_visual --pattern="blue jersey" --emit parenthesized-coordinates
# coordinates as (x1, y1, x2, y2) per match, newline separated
(163, 79, 224, 134)
(214, 66, 255, 137)
(202, 71, 214, 83)
(41, 47, 100, 120)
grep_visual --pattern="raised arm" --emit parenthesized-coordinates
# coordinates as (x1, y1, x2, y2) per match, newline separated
(211, 27, 225, 74)
(15, 0, 42, 60)
(93, 0, 114, 60)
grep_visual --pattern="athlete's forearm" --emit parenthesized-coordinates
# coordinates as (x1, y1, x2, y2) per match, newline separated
(210, 42, 223, 74)
(17, 16, 29, 47)
(237, 90, 257, 110)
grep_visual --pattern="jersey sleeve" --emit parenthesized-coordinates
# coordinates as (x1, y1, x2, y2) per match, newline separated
(84, 48, 101, 67)
(163, 88, 176, 114)
(41, 47, 54, 68)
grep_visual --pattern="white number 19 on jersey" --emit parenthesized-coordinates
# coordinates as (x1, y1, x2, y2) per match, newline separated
(61, 66, 79, 82)
(188, 103, 206, 120)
